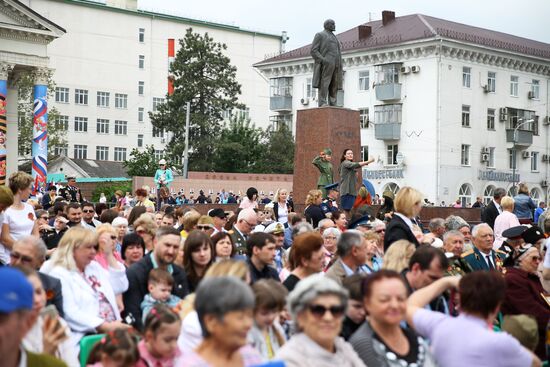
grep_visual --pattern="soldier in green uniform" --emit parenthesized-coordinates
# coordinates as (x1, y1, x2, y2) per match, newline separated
(462, 223, 507, 273)
(312, 148, 334, 198)
(227, 208, 257, 256)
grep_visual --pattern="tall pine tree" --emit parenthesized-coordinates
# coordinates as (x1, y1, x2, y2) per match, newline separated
(150, 28, 243, 171)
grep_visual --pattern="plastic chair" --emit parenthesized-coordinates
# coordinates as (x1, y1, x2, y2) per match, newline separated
(79, 334, 105, 367)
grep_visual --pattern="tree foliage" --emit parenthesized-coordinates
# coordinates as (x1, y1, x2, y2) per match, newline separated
(91, 181, 132, 203)
(17, 72, 66, 159)
(149, 28, 243, 171)
(257, 123, 295, 174)
(123, 145, 158, 177)
(211, 116, 263, 173)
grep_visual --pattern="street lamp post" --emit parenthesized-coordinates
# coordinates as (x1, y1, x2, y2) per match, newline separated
(511, 118, 534, 191)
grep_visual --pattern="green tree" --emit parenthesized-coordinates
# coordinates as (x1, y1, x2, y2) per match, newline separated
(212, 116, 263, 173)
(123, 145, 158, 177)
(150, 28, 243, 171)
(256, 124, 295, 174)
(17, 72, 67, 159)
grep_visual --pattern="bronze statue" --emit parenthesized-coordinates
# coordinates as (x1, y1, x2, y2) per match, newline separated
(311, 19, 343, 107)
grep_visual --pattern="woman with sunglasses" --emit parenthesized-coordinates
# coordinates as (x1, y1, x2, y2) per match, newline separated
(94, 224, 125, 270)
(196, 215, 215, 237)
(277, 274, 366, 367)
(349, 270, 434, 367)
(183, 230, 214, 292)
(41, 227, 130, 345)
(502, 244, 550, 359)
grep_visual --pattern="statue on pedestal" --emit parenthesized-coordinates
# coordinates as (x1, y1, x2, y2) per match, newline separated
(311, 19, 343, 107)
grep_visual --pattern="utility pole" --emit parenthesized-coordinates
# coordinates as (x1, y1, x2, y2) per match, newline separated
(183, 101, 190, 179)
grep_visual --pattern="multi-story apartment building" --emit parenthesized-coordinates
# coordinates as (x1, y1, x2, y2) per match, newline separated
(255, 11, 550, 205)
(24, 0, 283, 162)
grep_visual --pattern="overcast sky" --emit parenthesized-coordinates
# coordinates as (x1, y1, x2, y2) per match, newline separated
(138, 0, 550, 50)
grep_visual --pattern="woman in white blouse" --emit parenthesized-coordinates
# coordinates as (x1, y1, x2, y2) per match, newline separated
(0, 172, 39, 264)
(41, 226, 129, 345)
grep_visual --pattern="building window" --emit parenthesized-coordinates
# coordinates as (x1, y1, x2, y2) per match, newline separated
(531, 188, 541, 206)
(54, 144, 68, 156)
(462, 67, 471, 88)
(74, 144, 87, 159)
(138, 55, 145, 69)
(114, 147, 127, 162)
(531, 152, 539, 172)
(74, 89, 88, 105)
(461, 105, 470, 127)
(374, 104, 402, 124)
(510, 76, 518, 97)
(138, 81, 145, 96)
(461, 144, 470, 166)
(115, 93, 128, 109)
(488, 147, 495, 168)
(114, 120, 127, 135)
(152, 97, 164, 112)
(508, 149, 517, 170)
(359, 108, 369, 129)
(386, 144, 398, 165)
(483, 185, 496, 205)
(383, 182, 400, 196)
(138, 107, 144, 122)
(236, 108, 250, 120)
(137, 134, 143, 147)
(96, 146, 109, 161)
(458, 183, 473, 207)
(152, 127, 164, 138)
(376, 64, 399, 84)
(138, 28, 145, 42)
(487, 71, 496, 93)
(269, 77, 292, 97)
(306, 78, 317, 99)
(96, 91, 110, 107)
(269, 114, 293, 131)
(154, 150, 164, 162)
(531, 80, 540, 99)
(74, 117, 88, 132)
(361, 145, 369, 161)
(55, 87, 69, 103)
(55, 115, 69, 131)
(487, 108, 495, 130)
(96, 119, 109, 134)
(358, 70, 369, 91)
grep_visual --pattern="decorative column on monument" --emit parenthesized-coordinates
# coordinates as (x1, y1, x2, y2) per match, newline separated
(31, 68, 49, 195)
(0, 63, 14, 186)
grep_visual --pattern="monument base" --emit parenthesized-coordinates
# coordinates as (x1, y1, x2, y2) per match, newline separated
(293, 107, 361, 206)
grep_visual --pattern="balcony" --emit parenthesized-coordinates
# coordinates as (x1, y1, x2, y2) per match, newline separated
(375, 83, 401, 101)
(375, 122, 401, 140)
(270, 95, 292, 112)
(506, 129, 533, 147)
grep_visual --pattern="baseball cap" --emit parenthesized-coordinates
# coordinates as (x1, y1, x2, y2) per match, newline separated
(208, 208, 227, 219)
(0, 267, 33, 313)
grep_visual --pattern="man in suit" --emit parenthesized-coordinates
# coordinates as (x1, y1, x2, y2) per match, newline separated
(481, 187, 506, 229)
(326, 230, 368, 285)
(9, 236, 64, 317)
(228, 208, 257, 256)
(462, 223, 506, 272)
(311, 19, 343, 107)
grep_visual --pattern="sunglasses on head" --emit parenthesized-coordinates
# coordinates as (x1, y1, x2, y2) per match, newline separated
(10, 252, 34, 264)
(308, 304, 345, 318)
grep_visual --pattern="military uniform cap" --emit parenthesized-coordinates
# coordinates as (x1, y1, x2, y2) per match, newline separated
(502, 225, 528, 239)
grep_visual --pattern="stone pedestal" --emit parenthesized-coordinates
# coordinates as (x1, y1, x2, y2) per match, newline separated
(293, 107, 361, 206)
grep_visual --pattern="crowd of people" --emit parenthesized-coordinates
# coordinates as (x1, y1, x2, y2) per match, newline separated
(0, 166, 549, 367)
